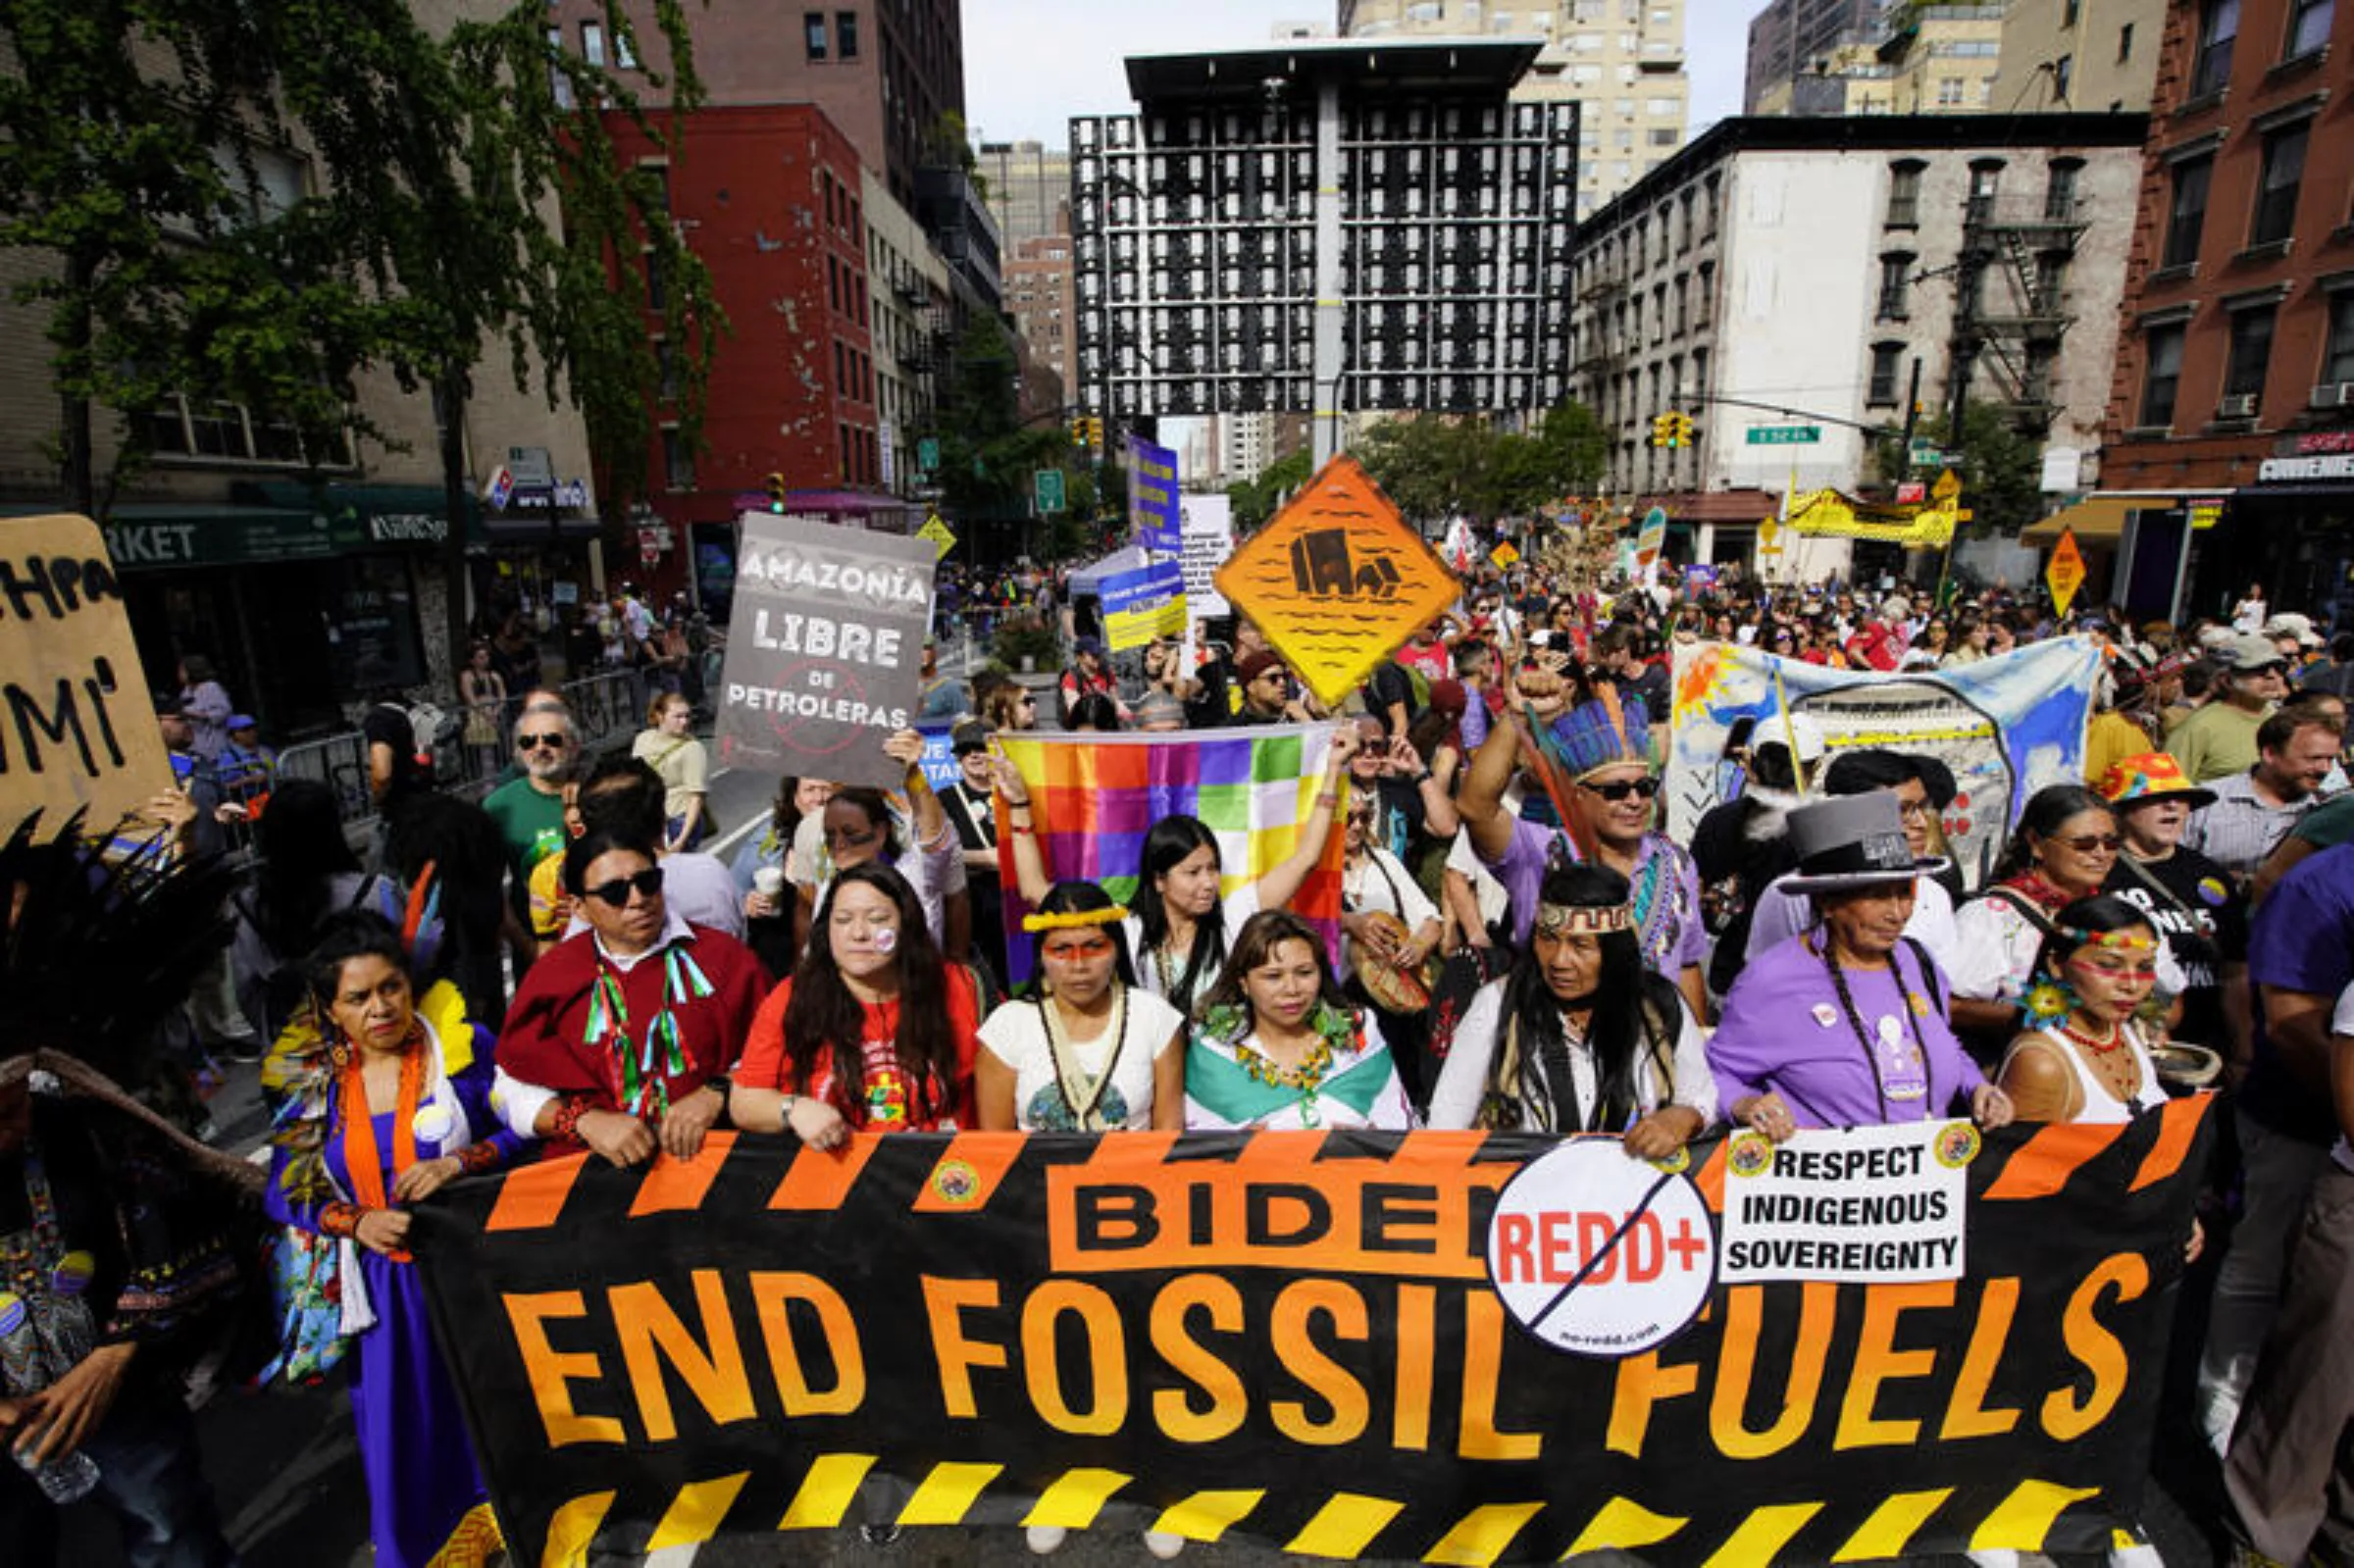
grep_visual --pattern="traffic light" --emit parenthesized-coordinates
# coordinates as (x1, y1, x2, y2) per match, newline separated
(763, 472, 786, 513)
(1068, 417, 1089, 446)
(1671, 413, 1696, 448)
(1649, 413, 1676, 449)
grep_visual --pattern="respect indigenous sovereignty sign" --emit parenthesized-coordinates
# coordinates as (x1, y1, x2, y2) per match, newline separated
(1664, 636, 2102, 889)
(416, 1104, 2212, 1568)
(1214, 456, 1459, 708)
(1099, 561, 1187, 652)
(715, 513, 937, 789)
(0, 515, 173, 838)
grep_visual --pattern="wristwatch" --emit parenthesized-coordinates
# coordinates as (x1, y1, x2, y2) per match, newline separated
(703, 1074, 733, 1098)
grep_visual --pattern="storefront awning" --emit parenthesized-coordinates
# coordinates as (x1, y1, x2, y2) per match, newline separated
(2021, 495, 2140, 545)
(0, 501, 361, 570)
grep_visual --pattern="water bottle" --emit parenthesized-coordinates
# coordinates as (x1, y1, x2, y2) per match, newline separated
(17, 1442, 101, 1505)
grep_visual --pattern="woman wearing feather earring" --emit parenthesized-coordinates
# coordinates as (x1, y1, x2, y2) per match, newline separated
(262, 910, 523, 1568)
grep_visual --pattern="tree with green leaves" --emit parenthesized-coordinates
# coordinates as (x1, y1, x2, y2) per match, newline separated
(1873, 399, 2043, 534)
(1351, 404, 1609, 526)
(924, 311, 1080, 560)
(0, 0, 722, 675)
(1225, 447, 1311, 531)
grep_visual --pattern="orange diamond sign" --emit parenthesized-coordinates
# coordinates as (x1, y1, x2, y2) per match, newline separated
(2046, 526, 2086, 619)
(1213, 455, 1461, 708)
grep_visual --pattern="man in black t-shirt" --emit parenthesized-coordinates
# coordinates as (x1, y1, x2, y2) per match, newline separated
(362, 696, 429, 811)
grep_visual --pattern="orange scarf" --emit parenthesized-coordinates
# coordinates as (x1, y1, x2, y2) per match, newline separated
(339, 1037, 424, 1262)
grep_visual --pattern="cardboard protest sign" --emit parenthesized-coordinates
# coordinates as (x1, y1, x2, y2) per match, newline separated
(419, 1104, 2211, 1567)
(1666, 637, 2101, 889)
(1179, 494, 1233, 619)
(1100, 562, 1187, 651)
(1212, 456, 1458, 708)
(0, 515, 172, 838)
(715, 514, 936, 789)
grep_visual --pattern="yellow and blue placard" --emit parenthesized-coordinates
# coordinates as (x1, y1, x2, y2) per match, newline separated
(1100, 561, 1187, 651)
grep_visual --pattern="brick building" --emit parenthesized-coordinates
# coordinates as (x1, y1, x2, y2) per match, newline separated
(1004, 234, 1076, 415)
(2096, 0, 2354, 622)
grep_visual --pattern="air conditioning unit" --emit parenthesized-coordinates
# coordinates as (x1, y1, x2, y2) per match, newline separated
(2218, 393, 2259, 419)
(2313, 382, 2354, 410)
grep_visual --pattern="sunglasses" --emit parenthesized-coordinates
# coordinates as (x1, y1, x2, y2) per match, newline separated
(518, 733, 569, 750)
(2051, 834, 2123, 853)
(1583, 777, 1661, 802)
(584, 867, 664, 908)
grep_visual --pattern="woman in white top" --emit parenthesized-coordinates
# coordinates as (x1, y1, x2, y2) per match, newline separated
(991, 726, 1362, 1020)
(1995, 894, 2171, 1125)
(977, 883, 1187, 1132)
(1428, 863, 1716, 1155)
(1184, 910, 1414, 1132)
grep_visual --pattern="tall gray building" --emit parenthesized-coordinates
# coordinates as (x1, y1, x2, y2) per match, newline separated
(976, 139, 1071, 249)
(1070, 39, 1578, 461)
(1744, 0, 1884, 112)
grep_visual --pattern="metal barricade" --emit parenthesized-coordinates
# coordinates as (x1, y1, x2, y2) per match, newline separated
(273, 732, 379, 829)
(560, 668, 646, 752)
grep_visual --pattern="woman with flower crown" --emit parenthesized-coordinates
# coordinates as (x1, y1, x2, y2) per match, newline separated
(976, 883, 1188, 1132)
(1182, 910, 1414, 1132)
(1996, 894, 2173, 1124)
(263, 909, 524, 1568)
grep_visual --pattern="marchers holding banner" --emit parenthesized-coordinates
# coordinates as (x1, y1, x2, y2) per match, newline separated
(1666, 637, 2101, 888)
(715, 513, 936, 789)
(416, 1105, 2209, 1566)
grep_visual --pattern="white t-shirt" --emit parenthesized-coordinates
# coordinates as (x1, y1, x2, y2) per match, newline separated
(978, 987, 1188, 1131)
(1949, 889, 2186, 1003)
(1446, 812, 1511, 932)
(1341, 847, 1440, 973)
(1746, 872, 1960, 975)
(1123, 884, 1262, 1017)
(1427, 977, 1719, 1133)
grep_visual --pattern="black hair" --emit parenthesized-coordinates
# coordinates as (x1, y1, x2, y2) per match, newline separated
(1196, 910, 1353, 1020)
(1131, 815, 1225, 1014)
(563, 826, 660, 896)
(824, 787, 900, 864)
(1992, 784, 2116, 882)
(1488, 864, 1677, 1133)
(1026, 881, 1140, 994)
(382, 793, 512, 1023)
(2030, 893, 2158, 986)
(250, 778, 361, 958)
(578, 754, 667, 844)
(301, 909, 411, 1016)
(782, 861, 961, 1127)
(1821, 749, 1916, 797)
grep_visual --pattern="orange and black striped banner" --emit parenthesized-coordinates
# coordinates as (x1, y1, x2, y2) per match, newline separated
(413, 1101, 2211, 1566)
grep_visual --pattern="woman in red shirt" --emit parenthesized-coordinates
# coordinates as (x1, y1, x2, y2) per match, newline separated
(730, 861, 981, 1144)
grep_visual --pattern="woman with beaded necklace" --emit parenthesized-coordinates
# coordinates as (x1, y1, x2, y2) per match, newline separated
(1709, 794, 2014, 1141)
(976, 883, 1187, 1132)
(1183, 910, 1413, 1132)
(1996, 895, 2172, 1124)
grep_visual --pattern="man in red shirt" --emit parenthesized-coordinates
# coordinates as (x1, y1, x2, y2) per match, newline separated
(1845, 595, 1913, 673)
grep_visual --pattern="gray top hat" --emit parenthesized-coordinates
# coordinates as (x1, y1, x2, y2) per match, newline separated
(1782, 791, 1949, 893)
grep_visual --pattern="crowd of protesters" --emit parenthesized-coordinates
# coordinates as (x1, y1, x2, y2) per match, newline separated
(16, 544, 2354, 1568)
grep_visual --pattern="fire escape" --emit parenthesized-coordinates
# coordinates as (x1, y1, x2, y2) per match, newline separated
(1948, 186, 2088, 434)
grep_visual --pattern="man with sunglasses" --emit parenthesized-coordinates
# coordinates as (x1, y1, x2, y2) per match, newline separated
(2174, 632, 2291, 784)
(485, 702, 581, 976)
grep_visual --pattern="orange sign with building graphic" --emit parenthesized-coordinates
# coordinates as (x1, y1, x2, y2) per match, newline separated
(1213, 456, 1460, 707)
(2046, 527, 2086, 618)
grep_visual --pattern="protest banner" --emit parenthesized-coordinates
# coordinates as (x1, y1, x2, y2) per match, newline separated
(0, 515, 173, 838)
(988, 726, 1345, 986)
(1720, 1122, 1972, 1284)
(1665, 636, 2100, 888)
(418, 1102, 2211, 1567)
(1179, 494, 1233, 620)
(1214, 456, 1458, 708)
(1128, 435, 1181, 553)
(715, 513, 936, 789)
(1100, 561, 1187, 652)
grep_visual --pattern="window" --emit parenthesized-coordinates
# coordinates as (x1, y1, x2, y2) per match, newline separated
(1868, 343, 1904, 405)
(1876, 254, 1913, 320)
(2139, 324, 2185, 427)
(145, 395, 348, 467)
(580, 21, 605, 68)
(547, 27, 574, 108)
(2164, 154, 2211, 269)
(614, 25, 638, 69)
(2325, 293, 2354, 385)
(2192, 0, 2238, 98)
(2063, 0, 2080, 22)
(2224, 306, 2276, 402)
(1936, 77, 1965, 106)
(838, 10, 860, 60)
(2045, 160, 2081, 221)
(804, 11, 828, 60)
(2250, 124, 2307, 248)
(1886, 162, 1922, 227)
(1649, 126, 1678, 146)
(2287, 0, 2332, 58)
(2118, 22, 2134, 60)
(2053, 54, 2073, 99)
(662, 427, 694, 490)
(644, 250, 666, 311)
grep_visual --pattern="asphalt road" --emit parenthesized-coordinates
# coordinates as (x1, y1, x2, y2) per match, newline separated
(57, 702, 2235, 1567)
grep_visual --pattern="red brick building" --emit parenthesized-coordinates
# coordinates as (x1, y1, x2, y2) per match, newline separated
(2101, 0, 2354, 621)
(607, 104, 879, 598)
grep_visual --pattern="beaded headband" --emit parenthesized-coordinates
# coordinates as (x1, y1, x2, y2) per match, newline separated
(1532, 901, 1631, 937)
(1023, 904, 1131, 934)
(2059, 927, 2157, 952)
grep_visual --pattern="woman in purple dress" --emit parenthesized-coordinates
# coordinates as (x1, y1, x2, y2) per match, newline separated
(262, 911, 523, 1567)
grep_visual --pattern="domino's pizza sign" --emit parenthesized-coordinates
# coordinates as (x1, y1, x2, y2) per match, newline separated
(1486, 1138, 1716, 1358)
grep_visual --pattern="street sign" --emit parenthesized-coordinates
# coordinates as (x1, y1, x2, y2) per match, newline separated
(1034, 469, 1066, 514)
(1490, 540, 1521, 569)
(2046, 527, 2086, 618)
(2189, 499, 2225, 531)
(2039, 446, 2081, 493)
(1746, 426, 1821, 446)
(916, 436, 941, 475)
(916, 514, 957, 558)
(506, 446, 554, 488)
(1932, 469, 1962, 504)
(1896, 481, 1927, 505)
(1909, 439, 1958, 469)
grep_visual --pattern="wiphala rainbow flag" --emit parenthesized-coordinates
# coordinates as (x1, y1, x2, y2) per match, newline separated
(992, 724, 1344, 986)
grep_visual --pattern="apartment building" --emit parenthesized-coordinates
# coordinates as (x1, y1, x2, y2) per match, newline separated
(1004, 235, 1078, 414)
(976, 139, 1072, 251)
(1995, 0, 2169, 111)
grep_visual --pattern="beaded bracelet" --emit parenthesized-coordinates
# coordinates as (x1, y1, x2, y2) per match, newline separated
(548, 1094, 595, 1146)
(457, 1141, 504, 1175)
(319, 1201, 365, 1239)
